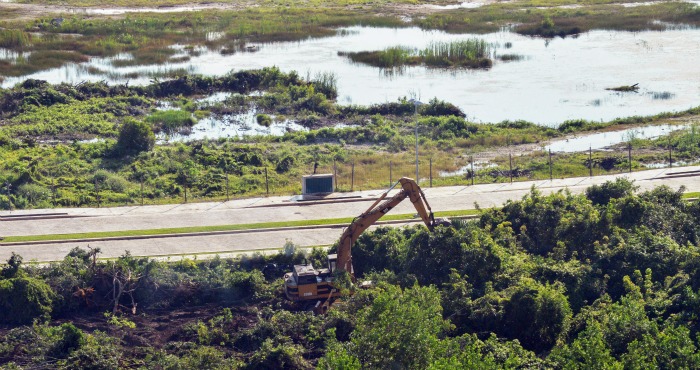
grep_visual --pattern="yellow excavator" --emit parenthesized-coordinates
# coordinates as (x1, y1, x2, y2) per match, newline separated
(283, 177, 450, 312)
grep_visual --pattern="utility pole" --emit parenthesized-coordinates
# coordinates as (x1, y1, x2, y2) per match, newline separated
(549, 149, 553, 181)
(411, 99, 423, 183)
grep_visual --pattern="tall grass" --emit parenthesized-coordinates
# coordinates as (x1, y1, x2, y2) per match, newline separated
(339, 46, 413, 68)
(341, 39, 493, 69)
(0, 30, 32, 48)
(311, 71, 339, 99)
(419, 39, 491, 68)
(146, 110, 196, 133)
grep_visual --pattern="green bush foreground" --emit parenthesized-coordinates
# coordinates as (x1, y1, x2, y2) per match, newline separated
(2, 180, 700, 369)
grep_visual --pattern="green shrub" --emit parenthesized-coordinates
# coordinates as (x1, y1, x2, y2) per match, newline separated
(49, 323, 86, 358)
(0, 277, 55, 324)
(224, 270, 271, 301)
(62, 331, 121, 370)
(116, 119, 155, 155)
(256, 113, 272, 128)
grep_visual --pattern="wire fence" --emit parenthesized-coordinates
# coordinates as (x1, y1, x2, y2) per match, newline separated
(14, 144, 685, 209)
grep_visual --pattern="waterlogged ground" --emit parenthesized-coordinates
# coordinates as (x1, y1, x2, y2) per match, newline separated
(545, 123, 693, 152)
(2, 26, 699, 124)
(158, 110, 308, 142)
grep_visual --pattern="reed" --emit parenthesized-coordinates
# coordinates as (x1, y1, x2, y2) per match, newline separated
(341, 39, 493, 69)
(419, 39, 492, 68)
(339, 46, 414, 68)
(0, 30, 32, 48)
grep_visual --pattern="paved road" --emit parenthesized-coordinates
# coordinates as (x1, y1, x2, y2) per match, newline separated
(2, 166, 699, 262)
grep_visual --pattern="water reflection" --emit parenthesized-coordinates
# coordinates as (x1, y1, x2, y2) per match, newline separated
(159, 110, 308, 142)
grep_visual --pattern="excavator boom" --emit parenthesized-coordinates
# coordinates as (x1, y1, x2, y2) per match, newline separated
(336, 177, 442, 274)
(283, 177, 448, 307)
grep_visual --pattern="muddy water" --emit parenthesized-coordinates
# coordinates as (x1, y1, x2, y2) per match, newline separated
(2, 26, 700, 125)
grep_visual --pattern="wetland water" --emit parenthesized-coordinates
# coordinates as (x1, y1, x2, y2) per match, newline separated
(545, 124, 693, 152)
(2, 26, 700, 125)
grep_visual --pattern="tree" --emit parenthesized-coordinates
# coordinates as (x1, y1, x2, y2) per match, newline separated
(586, 178, 637, 206)
(349, 284, 452, 369)
(549, 321, 622, 370)
(116, 119, 155, 155)
(2, 252, 24, 278)
(501, 279, 572, 353)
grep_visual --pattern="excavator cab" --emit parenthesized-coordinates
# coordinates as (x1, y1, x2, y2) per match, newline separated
(284, 254, 340, 302)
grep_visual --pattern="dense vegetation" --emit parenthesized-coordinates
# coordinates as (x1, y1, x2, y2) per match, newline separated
(2, 180, 700, 368)
(1, 69, 699, 210)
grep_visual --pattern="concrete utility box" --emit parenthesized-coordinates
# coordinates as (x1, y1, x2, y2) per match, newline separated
(302, 174, 334, 195)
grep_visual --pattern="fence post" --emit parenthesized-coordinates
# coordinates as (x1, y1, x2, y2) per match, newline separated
(351, 162, 355, 192)
(265, 167, 269, 196)
(628, 143, 632, 173)
(333, 160, 337, 192)
(429, 158, 433, 188)
(94, 178, 101, 208)
(669, 143, 673, 169)
(509, 153, 513, 184)
(51, 178, 57, 206)
(589, 146, 593, 177)
(470, 156, 474, 186)
(184, 175, 188, 203)
(389, 161, 393, 185)
(225, 173, 229, 201)
(549, 149, 553, 181)
(4, 182, 11, 210)
(140, 178, 144, 206)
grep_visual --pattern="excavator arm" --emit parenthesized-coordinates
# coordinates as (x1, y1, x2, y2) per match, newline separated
(335, 177, 446, 274)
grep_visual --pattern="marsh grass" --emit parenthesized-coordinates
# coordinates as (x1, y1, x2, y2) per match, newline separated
(0, 30, 32, 48)
(417, 2, 700, 36)
(341, 39, 493, 69)
(421, 39, 492, 68)
(146, 110, 197, 133)
(339, 46, 415, 68)
(0, 8, 404, 77)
